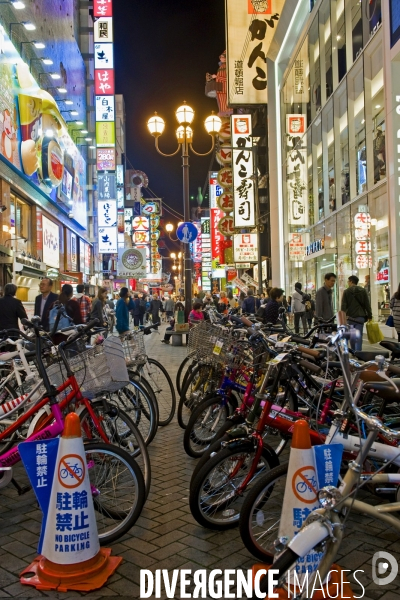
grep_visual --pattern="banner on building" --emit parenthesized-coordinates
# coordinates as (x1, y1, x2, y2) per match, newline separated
(288, 232, 309, 261)
(286, 114, 308, 226)
(233, 233, 258, 263)
(42, 216, 60, 269)
(231, 114, 255, 228)
(283, 41, 309, 104)
(225, 0, 285, 105)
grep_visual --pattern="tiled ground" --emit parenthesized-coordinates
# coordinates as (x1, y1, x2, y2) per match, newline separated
(0, 326, 399, 599)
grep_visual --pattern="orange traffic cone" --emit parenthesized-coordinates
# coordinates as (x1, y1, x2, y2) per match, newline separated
(20, 413, 122, 592)
(250, 421, 355, 599)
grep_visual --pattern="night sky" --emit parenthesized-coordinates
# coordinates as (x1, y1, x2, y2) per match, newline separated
(113, 0, 225, 224)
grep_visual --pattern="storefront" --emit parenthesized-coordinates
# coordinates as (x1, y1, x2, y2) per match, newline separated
(277, 0, 387, 321)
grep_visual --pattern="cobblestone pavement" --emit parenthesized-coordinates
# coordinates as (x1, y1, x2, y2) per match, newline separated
(0, 326, 399, 599)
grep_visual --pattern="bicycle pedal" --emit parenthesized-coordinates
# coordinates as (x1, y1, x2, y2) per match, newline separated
(11, 478, 32, 496)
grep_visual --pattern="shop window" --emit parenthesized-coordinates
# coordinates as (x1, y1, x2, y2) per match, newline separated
(336, 205, 352, 302)
(312, 118, 323, 221)
(322, 100, 335, 212)
(307, 132, 314, 225)
(369, 187, 390, 319)
(334, 81, 349, 206)
(368, 0, 382, 36)
(320, 0, 333, 101)
(9, 195, 31, 253)
(365, 39, 385, 184)
(348, 60, 366, 196)
(351, 0, 364, 62)
(336, 0, 347, 82)
(309, 17, 321, 121)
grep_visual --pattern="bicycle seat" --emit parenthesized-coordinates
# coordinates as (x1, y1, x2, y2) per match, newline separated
(354, 351, 390, 362)
(380, 341, 400, 358)
(363, 378, 400, 401)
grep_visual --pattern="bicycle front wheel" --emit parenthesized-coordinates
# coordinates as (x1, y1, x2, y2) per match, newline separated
(108, 380, 159, 445)
(137, 358, 176, 426)
(183, 395, 230, 458)
(79, 399, 151, 498)
(85, 442, 145, 545)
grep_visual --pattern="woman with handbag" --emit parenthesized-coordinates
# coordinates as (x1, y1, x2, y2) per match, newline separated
(390, 284, 400, 341)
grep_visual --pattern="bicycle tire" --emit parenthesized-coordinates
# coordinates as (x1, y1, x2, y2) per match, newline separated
(183, 395, 231, 458)
(176, 353, 196, 397)
(79, 400, 151, 498)
(137, 358, 176, 426)
(85, 442, 146, 545)
(239, 462, 288, 562)
(177, 363, 220, 429)
(189, 442, 278, 530)
(108, 380, 159, 446)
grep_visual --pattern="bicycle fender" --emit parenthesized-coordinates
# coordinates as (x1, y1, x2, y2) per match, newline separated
(26, 406, 51, 438)
(222, 438, 254, 452)
(221, 438, 280, 469)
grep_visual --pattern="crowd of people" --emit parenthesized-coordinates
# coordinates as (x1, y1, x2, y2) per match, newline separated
(0, 275, 396, 351)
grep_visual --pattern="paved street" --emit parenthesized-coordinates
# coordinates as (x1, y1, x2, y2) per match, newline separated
(0, 326, 399, 599)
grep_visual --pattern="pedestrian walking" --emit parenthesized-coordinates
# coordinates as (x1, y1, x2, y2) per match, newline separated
(341, 275, 372, 351)
(149, 295, 162, 329)
(90, 287, 108, 328)
(257, 287, 284, 324)
(0, 284, 27, 332)
(75, 284, 92, 323)
(291, 282, 308, 334)
(315, 273, 336, 322)
(34, 277, 58, 331)
(306, 294, 316, 329)
(49, 284, 82, 343)
(116, 287, 135, 335)
(132, 293, 144, 328)
(164, 296, 175, 321)
(241, 289, 259, 314)
(390, 284, 400, 342)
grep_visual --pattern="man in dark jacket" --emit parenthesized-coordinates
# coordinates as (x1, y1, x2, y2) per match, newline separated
(0, 284, 27, 332)
(34, 278, 58, 331)
(257, 288, 284, 324)
(341, 275, 372, 351)
(132, 293, 143, 328)
(315, 273, 336, 322)
(242, 289, 260, 314)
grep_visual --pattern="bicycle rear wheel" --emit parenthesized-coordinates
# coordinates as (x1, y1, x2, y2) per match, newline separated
(176, 353, 196, 397)
(85, 442, 145, 545)
(178, 362, 220, 429)
(183, 395, 231, 458)
(109, 380, 159, 445)
(135, 358, 176, 426)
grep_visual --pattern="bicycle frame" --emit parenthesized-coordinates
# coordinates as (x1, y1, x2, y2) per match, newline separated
(0, 372, 110, 459)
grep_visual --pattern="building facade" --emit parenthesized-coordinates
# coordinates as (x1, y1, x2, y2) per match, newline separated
(266, 0, 396, 327)
(0, 1, 95, 311)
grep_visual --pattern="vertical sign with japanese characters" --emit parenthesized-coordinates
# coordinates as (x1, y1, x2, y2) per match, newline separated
(201, 217, 212, 291)
(225, 0, 285, 105)
(94, 0, 116, 175)
(286, 114, 308, 226)
(231, 114, 255, 228)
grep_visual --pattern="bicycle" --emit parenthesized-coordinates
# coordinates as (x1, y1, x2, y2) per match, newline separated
(240, 314, 400, 598)
(0, 317, 147, 543)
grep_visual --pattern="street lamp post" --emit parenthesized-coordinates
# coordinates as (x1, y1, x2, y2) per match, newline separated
(147, 104, 221, 320)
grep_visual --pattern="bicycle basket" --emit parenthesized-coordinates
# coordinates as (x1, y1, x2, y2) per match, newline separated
(121, 331, 146, 366)
(45, 337, 129, 399)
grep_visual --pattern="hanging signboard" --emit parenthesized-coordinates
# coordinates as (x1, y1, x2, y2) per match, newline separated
(117, 248, 147, 278)
(42, 216, 60, 268)
(97, 148, 115, 171)
(225, 0, 285, 105)
(95, 96, 115, 122)
(94, 17, 113, 43)
(98, 227, 117, 253)
(233, 233, 258, 263)
(288, 232, 309, 261)
(98, 200, 117, 227)
(94, 0, 112, 17)
(286, 114, 308, 226)
(231, 114, 255, 228)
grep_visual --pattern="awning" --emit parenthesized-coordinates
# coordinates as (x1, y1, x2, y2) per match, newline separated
(59, 272, 80, 283)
